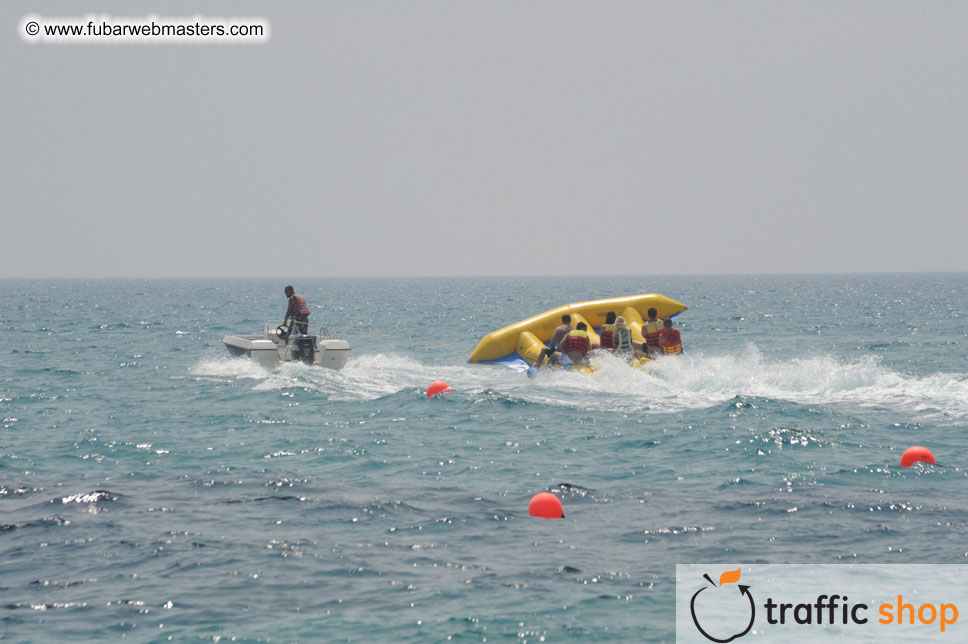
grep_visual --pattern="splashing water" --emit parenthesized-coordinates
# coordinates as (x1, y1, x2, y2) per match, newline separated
(190, 345, 968, 420)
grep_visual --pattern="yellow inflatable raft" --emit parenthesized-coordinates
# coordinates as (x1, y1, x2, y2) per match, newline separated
(468, 294, 687, 369)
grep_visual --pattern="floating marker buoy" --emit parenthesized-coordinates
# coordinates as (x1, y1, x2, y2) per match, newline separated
(900, 446, 935, 467)
(426, 380, 451, 398)
(528, 492, 563, 519)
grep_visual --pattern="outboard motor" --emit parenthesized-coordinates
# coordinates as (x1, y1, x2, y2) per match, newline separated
(292, 335, 316, 364)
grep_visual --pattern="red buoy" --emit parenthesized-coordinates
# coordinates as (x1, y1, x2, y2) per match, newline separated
(528, 492, 563, 519)
(426, 380, 451, 398)
(900, 446, 935, 467)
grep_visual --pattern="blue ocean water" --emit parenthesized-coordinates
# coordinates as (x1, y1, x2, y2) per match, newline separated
(1, 274, 966, 643)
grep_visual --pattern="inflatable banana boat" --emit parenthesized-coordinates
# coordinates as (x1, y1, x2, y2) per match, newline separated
(468, 294, 687, 371)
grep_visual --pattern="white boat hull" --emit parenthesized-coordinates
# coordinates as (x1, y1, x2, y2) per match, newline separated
(222, 324, 350, 370)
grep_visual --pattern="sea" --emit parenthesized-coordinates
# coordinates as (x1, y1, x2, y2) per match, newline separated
(1, 274, 966, 643)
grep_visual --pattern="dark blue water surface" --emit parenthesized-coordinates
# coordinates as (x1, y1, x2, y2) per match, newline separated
(1, 274, 966, 643)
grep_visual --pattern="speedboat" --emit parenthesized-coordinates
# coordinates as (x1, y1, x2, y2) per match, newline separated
(222, 323, 350, 370)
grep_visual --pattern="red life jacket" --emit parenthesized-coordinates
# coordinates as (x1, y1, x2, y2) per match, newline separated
(642, 319, 663, 347)
(598, 323, 615, 349)
(290, 294, 310, 316)
(561, 330, 590, 356)
(660, 328, 682, 354)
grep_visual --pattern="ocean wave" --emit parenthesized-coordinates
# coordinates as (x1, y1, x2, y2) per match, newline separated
(671, 346, 968, 419)
(483, 347, 968, 419)
(190, 357, 272, 381)
(188, 349, 968, 420)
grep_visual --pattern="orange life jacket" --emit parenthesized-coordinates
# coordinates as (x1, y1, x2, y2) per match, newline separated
(598, 323, 615, 349)
(561, 330, 590, 356)
(660, 328, 682, 354)
(643, 319, 663, 347)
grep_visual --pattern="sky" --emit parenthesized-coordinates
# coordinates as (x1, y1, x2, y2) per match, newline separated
(2, 1, 967, 278)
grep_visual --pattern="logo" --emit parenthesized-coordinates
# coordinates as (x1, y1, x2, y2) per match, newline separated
(690, 569, 755, 643)
(679, 565, 965, 642)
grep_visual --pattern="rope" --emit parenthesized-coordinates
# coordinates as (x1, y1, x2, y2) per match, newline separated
(326, 326, 469, 350)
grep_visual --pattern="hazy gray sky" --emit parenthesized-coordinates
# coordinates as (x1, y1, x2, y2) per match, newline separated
(3, 1, 967, 278)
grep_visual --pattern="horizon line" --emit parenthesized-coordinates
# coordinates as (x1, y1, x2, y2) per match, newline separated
(1, 269, 966, 281)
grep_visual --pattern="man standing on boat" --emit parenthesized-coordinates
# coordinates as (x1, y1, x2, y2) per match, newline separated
(283, 286, 311, 337)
